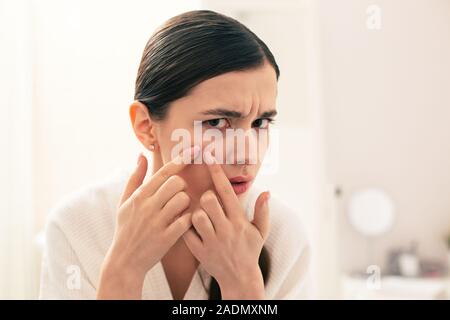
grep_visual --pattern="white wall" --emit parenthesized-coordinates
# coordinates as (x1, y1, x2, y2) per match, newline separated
(317, 0, 450, 276)
(0, 0, 36, 299)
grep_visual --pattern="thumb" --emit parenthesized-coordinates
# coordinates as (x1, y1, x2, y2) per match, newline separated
(119, 153, 148, 205)
(252, 191, 271, 241)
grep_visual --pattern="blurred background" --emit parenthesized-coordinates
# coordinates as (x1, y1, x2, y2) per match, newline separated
(1, 0, 449, 299)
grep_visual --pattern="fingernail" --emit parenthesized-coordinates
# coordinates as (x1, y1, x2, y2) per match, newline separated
(266, 191, 271, 202)
(204, 151, 216, 165)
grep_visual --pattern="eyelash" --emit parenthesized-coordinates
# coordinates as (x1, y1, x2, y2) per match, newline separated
(253, 118, 275, 129)
(202, 118, 275, 129)
(203, 118, 229, 129)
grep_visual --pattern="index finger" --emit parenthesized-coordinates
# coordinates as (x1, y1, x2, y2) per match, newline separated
(139, 145, 200, 197)
(203, 151, 241, 218)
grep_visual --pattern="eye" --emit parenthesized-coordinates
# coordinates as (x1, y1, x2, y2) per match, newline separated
(252, 118, 274, 129)
(203, 118, 230, 129)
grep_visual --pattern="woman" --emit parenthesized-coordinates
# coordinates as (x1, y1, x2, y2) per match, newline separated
(39, 10, 311, 300)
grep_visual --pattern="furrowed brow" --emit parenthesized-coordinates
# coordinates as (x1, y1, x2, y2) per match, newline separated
(259, 110, 277, 118)
(200, 108, 243, 118)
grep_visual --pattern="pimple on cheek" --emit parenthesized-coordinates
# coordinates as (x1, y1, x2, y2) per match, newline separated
(177, 164, 213, 200)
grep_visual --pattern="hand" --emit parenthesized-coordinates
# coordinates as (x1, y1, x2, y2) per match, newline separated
(183, 151, 271, 300)
(97, 145, 200, 299)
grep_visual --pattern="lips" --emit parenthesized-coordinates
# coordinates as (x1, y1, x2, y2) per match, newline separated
(228, 175, 253, 195)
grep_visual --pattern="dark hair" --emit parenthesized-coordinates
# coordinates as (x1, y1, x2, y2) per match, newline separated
(134, 10, 278, 300)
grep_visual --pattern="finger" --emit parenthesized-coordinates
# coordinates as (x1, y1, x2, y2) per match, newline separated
(203, 151, 241, 218)
(251, 191, 271, 241)
(183, 227, 203, 259)
(165, 212, 193, 242)
(160, 191, 190, 225)
(191, 209, 216, 242)
(152, 175, 187, 208)
(199, 190, 228, 230)
(119, 153, 148, 206)
(139, 145, 200, 197)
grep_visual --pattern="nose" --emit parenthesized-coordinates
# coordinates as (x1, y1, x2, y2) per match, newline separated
(225, 128, 265, 165)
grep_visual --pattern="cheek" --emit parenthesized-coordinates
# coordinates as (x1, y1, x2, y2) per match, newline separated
(178, 164, 212, 199)
(210, 131, 270, 165)
(257, 130, 270, 161)
(157, 124, 195, 163)
(154, 123, 175, 163)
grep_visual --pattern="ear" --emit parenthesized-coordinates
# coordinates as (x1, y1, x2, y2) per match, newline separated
(129, 101, 157, 151)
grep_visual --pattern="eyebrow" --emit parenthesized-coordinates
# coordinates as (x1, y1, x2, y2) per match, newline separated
(200, 107, 277, 119)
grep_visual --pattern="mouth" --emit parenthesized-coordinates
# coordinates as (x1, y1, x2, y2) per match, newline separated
(228, 175, 253, 195)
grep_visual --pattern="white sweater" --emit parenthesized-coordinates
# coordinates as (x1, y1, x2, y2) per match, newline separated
(39, 168, 312, 300)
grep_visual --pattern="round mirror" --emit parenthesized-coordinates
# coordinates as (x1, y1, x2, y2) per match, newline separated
(348, 188, 395, 237)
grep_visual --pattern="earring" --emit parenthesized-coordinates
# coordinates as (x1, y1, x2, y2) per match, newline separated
(149, 144, 155, 151)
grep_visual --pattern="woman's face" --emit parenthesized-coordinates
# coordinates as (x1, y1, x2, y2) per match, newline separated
(153, 61, 278, 206)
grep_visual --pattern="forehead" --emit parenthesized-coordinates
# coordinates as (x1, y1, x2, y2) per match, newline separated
(175, 62, 278, 117)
